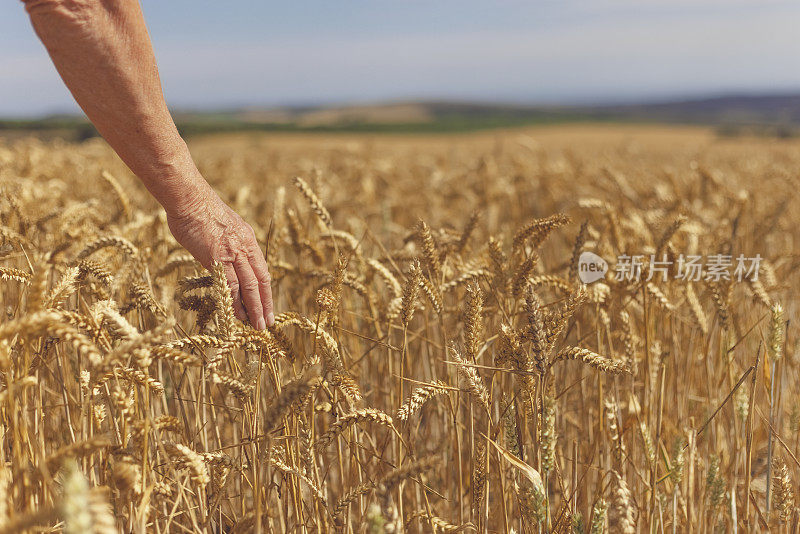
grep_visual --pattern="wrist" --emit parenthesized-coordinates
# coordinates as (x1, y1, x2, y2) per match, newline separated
(160, 175, 218, 221)
(137, 143, 217, 220)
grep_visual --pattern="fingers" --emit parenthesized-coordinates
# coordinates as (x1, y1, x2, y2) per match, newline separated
(247, 244, 275, 326)
(222, 262, 248, 323)
(233, 255, 267, 330)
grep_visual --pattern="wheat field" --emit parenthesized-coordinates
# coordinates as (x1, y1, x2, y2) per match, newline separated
(0, 124, 797, 533)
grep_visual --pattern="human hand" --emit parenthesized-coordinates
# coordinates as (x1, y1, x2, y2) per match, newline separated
(165, 187, 274, 329)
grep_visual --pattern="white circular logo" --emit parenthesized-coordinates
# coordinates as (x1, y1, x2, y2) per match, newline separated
(578, 251, 608, 284)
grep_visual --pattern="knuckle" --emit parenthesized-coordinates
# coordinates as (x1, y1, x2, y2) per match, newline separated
(246, 239, 262, 256)
(216, 246, 236, 263)
(242, 280, 260, 292)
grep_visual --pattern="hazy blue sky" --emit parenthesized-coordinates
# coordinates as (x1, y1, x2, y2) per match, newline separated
(2, 0, 799, 116)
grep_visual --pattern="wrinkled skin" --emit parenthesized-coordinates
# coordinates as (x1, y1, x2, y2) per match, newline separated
(167, 193, 274, 328)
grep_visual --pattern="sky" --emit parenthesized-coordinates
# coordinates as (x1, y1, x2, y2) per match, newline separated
(2, 0, 800, 117)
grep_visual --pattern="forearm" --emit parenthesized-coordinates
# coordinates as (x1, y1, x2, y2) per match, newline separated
(22, 0, 212, 216)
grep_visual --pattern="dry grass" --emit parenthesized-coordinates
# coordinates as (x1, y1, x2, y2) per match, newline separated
(0, 124, 797, 532)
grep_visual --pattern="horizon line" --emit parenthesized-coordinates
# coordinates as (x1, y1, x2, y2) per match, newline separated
(3, 88, 800, 121)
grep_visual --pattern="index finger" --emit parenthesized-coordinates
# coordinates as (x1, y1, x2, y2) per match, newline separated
(233, 256, 265, 330)
(247, 245, 274, 326)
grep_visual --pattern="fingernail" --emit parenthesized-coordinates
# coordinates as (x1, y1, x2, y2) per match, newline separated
(266, 312, 275, 327)
(256, 318, 266, 331)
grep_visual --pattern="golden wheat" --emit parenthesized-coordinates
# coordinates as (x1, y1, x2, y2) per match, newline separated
(0, 125, 796, 532)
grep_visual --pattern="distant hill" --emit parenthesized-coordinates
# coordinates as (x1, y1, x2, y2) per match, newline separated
(168, 101, 584, 135)
(199, 93, 800, 127)
(597, 93, 800, 125)
(3, 92, 800, 139)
